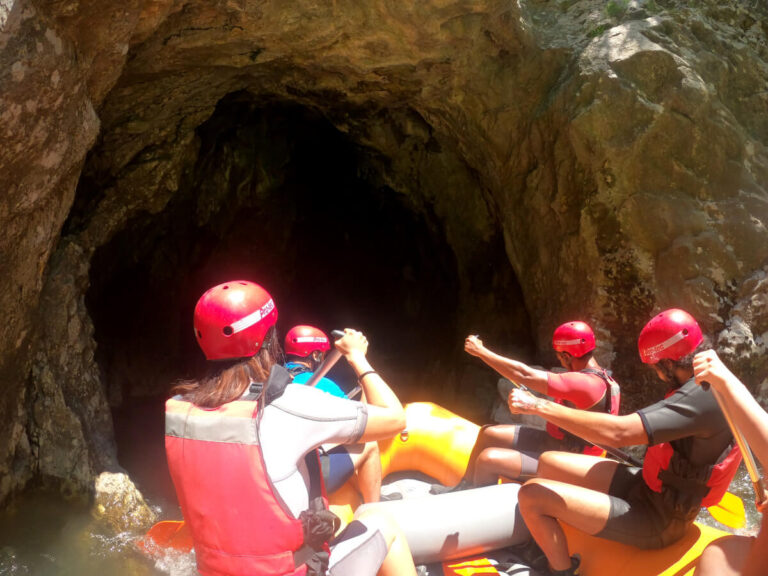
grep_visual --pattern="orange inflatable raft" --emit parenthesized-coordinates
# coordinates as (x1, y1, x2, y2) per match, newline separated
(141, 402, 730, 575)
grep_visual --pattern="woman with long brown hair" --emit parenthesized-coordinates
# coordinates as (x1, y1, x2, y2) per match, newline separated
(165, 279, 417, 576)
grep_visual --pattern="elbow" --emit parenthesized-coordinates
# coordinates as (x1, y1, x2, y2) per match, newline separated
(392, 411, 407, 433)
(599, 432, 625, 449)
(607, 420, 645, 448)
(380, 407, 407, 437)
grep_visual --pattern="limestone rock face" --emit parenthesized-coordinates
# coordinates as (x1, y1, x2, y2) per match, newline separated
(0, 0, 767, 505)
(92, 471, 157, 533)
(717, 265, 768, 403)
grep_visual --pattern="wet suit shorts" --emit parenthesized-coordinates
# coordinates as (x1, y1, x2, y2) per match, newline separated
(512, 426, 575, 478)
(597, 465, 691, 549)
(319, 446, 356, 494)
(328, 518, 388, 575)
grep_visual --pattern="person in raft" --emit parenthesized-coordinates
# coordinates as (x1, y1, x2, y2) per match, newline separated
(431, 321, 620, 494)
(164, 280, 418, 576)
(508, 309, 742, 576)
(285, 324, 386, 503)
(692, 350, 768, 576)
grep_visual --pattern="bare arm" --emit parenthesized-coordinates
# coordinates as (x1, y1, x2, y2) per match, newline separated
(508, 388, 648, 448)
(465, 335, 550, 394)
(335, 329, 406, 442)
(694, 350, 768, 470)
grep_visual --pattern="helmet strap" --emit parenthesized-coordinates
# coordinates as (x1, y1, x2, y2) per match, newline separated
(557, 351, 574, 371)
(310, 350, 324, 371)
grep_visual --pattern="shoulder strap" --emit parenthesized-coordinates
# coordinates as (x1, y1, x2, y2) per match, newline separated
(265, 364, 292, 405)
(287, 362, 311, 377)
(579, 367, 615, 413)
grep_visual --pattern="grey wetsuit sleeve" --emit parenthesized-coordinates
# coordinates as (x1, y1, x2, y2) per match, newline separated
(637, 380, 725, 446)
(269, 384, 369, 445)
(259, 384, 369, 517)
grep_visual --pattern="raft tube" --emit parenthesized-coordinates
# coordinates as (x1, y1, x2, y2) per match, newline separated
(356, 483, 530, 564)
(562, 522, 726, 576)
(329, 401, 480, 525)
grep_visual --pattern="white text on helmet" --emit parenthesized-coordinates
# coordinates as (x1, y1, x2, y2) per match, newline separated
(229, 299, 276, 335)
(554, 338, 584, 346)
(643, 329, 688, 360)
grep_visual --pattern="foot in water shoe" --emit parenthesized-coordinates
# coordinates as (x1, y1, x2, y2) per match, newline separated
(429, 479, 473, 495)
(549, 555, 580, 576)
(504, 538, 548, 571)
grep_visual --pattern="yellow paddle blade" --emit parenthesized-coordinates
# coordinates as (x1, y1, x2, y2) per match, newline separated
(707, 491, 745, 529)
(443, 556, 500, 575)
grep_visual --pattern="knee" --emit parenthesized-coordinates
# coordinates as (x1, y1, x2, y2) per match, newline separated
(476, 448, 493, 467)
(696, 536, 751, 576)
(698, 541, 726, 568)
(537, 450, 571, 477)
(518, 480, 555, 516)
(477, 447, 509, 468)
(480, 425, 511, 445)
(354, 508, 399, 547)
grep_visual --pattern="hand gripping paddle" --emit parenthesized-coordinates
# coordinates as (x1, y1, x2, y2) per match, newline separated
(303, 330, 346, 388)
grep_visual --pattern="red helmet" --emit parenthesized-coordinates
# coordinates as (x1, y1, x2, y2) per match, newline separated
(552, 321, 596, 357)
(193, 280, 278, 360)
(638, 308, 702, 364)
(284, 325, 331, 357)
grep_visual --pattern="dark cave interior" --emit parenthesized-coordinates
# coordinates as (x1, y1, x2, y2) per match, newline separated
(77, 93, 534, 506)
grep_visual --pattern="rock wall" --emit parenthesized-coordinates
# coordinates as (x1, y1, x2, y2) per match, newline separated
(0, 0, 767, 504)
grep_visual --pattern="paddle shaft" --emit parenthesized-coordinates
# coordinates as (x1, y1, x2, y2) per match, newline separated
(710, 386, 766, 501)
(507, 380, 642, 467)
(303, 330, 346, 388)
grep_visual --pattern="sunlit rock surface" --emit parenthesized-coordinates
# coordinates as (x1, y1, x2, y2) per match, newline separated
(0, 0, 767, 504)
(92, 472, 157, 533)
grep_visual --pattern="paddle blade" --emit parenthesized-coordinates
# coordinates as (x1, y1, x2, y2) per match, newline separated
(137, 520, 193, 555)
(707, 491, 746, 529)
(443, 556, 500, 575)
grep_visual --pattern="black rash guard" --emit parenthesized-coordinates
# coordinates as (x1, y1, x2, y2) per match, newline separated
(638, 378, 732, 468)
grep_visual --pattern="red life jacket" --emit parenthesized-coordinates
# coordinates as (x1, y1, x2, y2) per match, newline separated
(165, 392, 314, 576)
(641, 386, 743, 509)
(642, 438, 742, 507)
(547, 368, 621, 456)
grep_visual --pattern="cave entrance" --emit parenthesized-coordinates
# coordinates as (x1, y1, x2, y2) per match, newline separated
(84, 92, 531, 506)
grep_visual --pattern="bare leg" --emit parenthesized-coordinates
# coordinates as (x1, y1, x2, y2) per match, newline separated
(347, 442, 382, 503)
(695, 535, 752, 576)
(518, 453, 619, 572)
(354, 508, 417, 576)
(473, 447, 524, 484)
(460, 425, 518, 484)
(744, 514, 768, 576)
(537, 450, 618, 490)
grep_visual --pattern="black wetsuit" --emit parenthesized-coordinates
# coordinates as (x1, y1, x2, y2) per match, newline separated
(597, 378, 734, 549)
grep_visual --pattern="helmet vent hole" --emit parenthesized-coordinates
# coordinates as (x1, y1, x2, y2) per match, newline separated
(222, 285, 229, 290)
(196, 329, 202, 339)
(223, 326, 234, 336)
(682, 329, 688, 336)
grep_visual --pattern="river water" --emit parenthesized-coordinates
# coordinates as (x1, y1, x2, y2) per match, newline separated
(0, 464, 761, 576)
